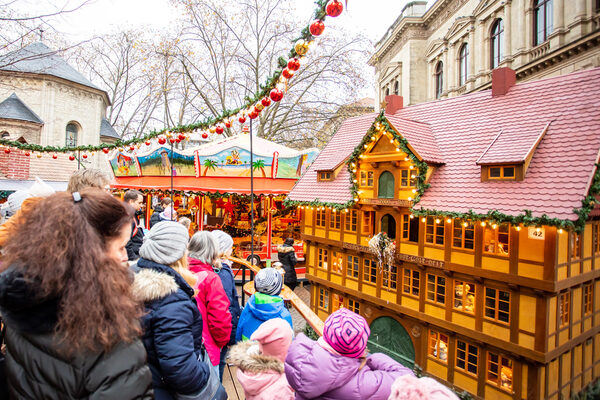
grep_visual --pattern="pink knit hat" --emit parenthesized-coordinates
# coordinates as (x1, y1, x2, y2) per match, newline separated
(323, 308, 370, 359)
(388, 375, 459, 400)
(250, 318, 293, 363)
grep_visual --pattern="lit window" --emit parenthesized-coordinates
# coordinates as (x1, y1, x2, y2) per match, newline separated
(593, 224, 600, 254)
(316, 209, 326, 227)
(483, 223, 510, 255)
(382, 265, 398, 291)
(360, 171, 374, 187)
(400, 169, 416, 187)
(570, 232, 581, 260)
(426, 216, 444, 245)
(491, 19, 504, 69)
(428, 330, 448, 363)
(363, 259, 377, 285)
(485, 288, 510, 324)
(403, 269, 420, 297)
(459, 44, 469, 86)
(488, 166, 515, 180)
(318, 288, 329, 311)
(454, 281, 475, 314)
(487, 353, 513, 391)
(66, 123, 78, 147)
(362, 211, 374, 235)
(348, 298, 360, 313)
(534, 0, 553, 46)
(332, 293, 344, 312)
(329, 211, 341, 230)
(402, 214, 419, 243)
(453, 219, 474, 249)
(318, 248, 328, 270)
(345, 210, 358, 232)
(584, 284, 593, 315)
(427, 274, 446, 305)
(559, 291, 570, 327)
(331, 251, 343, 275)
(435, 61, 443, 99)
(456, 340, 478, 376)
(346, 255, 359, 279)
(378, 171, 395, 199)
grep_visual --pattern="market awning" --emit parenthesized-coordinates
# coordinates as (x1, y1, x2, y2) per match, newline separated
(111, 176, 297, 195)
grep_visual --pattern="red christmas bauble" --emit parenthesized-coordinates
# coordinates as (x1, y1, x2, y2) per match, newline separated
(102, 147, 109, 154)
(270, 88, 284, 102)
(216, 125, 224, 134)
(309, 20, 325, 36)
(178, 133, 186, 141)
(326, 0, 343, 17)
(3, 148, 10, 154)
(69, 155, 76, 161)
(24, 151, 31, 156)
(158, 136, 166, 145)
(248, 110, 259, 119)
(129, 145, 135, 151)
(82, 153, 88, 159)
(287, 58, 300, 71)
(225, 120, 232, 128)
(261, 97, 271, 107)
(238, 116, 247, 124)
(52, 154, 58, 159)
(282, 68, 294, 79)
(202, 132, 208, 139)
(145, 140, 151, 146)
(169, 138, 176, 144)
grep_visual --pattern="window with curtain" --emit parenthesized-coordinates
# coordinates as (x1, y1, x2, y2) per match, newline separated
(66, 123, 78, 147)
(534, 0, 553, 45)
(378, 171, 395, 199)
(491, 19, 504, 69)
(435, 61, 443, 99)
(459, 43, 469, 86)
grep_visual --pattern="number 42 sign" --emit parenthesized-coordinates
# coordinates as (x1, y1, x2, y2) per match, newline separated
(528, 227, 545, 240)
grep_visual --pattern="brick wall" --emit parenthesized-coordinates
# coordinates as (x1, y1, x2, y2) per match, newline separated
(0, 149, 30, 179)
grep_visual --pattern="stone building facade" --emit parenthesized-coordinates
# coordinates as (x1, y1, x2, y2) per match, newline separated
(371, 0, 600, 106)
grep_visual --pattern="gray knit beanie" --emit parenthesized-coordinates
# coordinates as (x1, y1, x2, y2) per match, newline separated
(211, 230, 234, 254)
(254, 267, 283, 296)
(139, 221, 189, 265)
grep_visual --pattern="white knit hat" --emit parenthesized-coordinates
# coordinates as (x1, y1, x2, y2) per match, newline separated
(139, 221, 189, 265)
(211, 230, 234, 254)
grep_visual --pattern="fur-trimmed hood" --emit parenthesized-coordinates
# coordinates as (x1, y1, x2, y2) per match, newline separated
(132, 268, 179, 303)
(228, 340, 284, 374)
(277, 244, 295, 254)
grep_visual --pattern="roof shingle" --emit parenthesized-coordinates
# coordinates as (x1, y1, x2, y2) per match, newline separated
(0, 93, 43, 124)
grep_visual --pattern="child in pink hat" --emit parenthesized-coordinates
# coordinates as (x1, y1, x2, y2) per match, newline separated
(228, 318, 294, 400)
(388, 375, 459, 400)
(285, 308, 414, 399)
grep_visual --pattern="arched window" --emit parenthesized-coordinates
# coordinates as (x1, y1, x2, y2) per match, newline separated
(66, 123, 78, 147)
(378, 171, 395, 199)
(381, 214, 397, 239)
(0, 131, 9, 139)
(385, 87, 390, 97)
(435, 61, 443, 99)
(491, 19, 504, 69)
(459, 44, 469, 86)
(534, 0, 553, 45)
(394, 81, 399, 96)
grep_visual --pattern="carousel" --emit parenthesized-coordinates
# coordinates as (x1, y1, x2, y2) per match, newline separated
(108, 132, 318, 279)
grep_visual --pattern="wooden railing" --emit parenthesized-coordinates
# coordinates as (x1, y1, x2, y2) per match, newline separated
(229, 256, 324, 336)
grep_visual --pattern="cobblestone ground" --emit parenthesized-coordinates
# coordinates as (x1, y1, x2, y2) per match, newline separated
(224, 283, 312, 398)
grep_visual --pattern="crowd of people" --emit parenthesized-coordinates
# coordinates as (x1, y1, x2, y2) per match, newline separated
(0, 170, 459, 400)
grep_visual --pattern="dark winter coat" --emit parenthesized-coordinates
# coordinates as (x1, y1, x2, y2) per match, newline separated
(149, 205, 164, 229)
(0, 266, 153, 400)
(126, 215, 145, 260)
(133, 258, 210, 400)
(217, 260, 242, 346)
(277, 244, 298, 289)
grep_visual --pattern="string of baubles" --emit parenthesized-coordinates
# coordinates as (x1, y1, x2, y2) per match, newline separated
(0, 0, 345, 159)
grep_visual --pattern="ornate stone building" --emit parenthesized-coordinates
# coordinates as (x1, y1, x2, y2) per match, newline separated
(371, 0, 600, 106)
(0, 42, 119, 189)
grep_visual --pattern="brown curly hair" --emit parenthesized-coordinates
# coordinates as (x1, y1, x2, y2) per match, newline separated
(1, 188, 142, 353)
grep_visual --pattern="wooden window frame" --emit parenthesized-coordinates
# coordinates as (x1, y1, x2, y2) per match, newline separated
(329, 211, 341, 230)
(454, 280, 475, 314)
(363, 258, 377, 285)
(318, 287, 329, 311)
(593, 223, 600, 254)
(533, 0, 553, 46)
(583, 284, 593, 316)
(456, 340, 478, 377)
(400, 169, 416, 187)
(488, 166, 516, 180)
(360, 170, 374, 187)
(428, 330, 449, 364)
(331, 251, 343, 275)
(427, 274, 446, 305)
(403, 268, 420, 297)
(345, 210, 358, 232)
(318, 171, 333, 181)
(425, 216, 445, 246)
(382, 264, 398, 292)
(346, 255, 359, 279)
(570, 232, 582, 260)
(316, 209, 326, 228)
(362, 211, 374, 236)
(318, 248, 329, 270)
(484, 287, 511, 324)
(348, 298, 360, 313)
(402, 214, 419, 243)
(483, 223, 510, 256)
(331, 293, 344, 312)
(453, 219, 475, 250)
(487, 352, 513, 392)
(559, 291, 570, 327)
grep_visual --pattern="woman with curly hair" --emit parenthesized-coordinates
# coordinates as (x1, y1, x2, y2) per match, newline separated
(0, 189, 152, 399)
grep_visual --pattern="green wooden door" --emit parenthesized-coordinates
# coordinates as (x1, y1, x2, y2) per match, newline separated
(367, 317, 415, 369)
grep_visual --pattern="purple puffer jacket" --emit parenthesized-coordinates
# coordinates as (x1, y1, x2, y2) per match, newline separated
(284, 334, 414, 400)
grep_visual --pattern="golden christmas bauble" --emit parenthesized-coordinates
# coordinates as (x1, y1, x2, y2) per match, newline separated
(295, 41, 309, 56)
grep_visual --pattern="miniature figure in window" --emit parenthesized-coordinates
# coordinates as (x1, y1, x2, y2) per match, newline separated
(454, 284, 470, 308)
(439, 341, 448, 362)
(500, 366, 513, 389)
(464, 294, 475, 313)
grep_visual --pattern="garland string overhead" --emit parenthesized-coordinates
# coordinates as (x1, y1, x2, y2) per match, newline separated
(0, 0, 346, 155)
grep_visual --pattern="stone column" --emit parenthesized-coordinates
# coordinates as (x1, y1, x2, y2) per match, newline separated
(443, 45, 449, 97)
(551, 0, 565, 46)
(503, 1, 512, 66)
(447, 42, 456, 95)
(478, 19, 487, 76)
(469, 24, 476, 82)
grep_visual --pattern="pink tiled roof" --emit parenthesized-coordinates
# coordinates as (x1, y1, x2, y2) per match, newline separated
(289, 68, 600, 221)
(476, 122, 549, 165)
(386, 116, 443, 164)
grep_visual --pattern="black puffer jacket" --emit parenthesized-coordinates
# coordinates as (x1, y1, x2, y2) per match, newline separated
(149, 205, 164, 229)
(277, 244, 298, 290)
(0, 267, 153, 400)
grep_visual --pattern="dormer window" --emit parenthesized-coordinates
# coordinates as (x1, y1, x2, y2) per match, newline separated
(318, 171, 333, 181)
(489, 166, 515, 180)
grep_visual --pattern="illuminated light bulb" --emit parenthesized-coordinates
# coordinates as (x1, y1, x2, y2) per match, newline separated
(435, 218, 441, 224)
(492, 224, 498, 229)
(407, 197, 413, 201)
(409, 214, 414, 219)
(359, 154, 364, 158)
(351, 163, 356, 167)
(354, 198, 359, 202)
(558, 228, 563, 234)
(363, 144, 368, 148)
(332, 208, 337, 213)
(463, 222, 468, 227)
(344, 209, 349, 213)
(516, 226, 521, 231)
(409, 165, 415, 170)
(412, 189, 417, 193)
(353, 179, 357, 183)
(421, 217, 426, 223)
(352, 169, 357, 173)
(411, 174, 416, 179)
(481, 221, 486, 227)
(447, 218, 452, 224)
(404, 157, 409, 162)
(536, 227, 541, 233)
(371, 136, 376, 141)
(396, 148, 400, 152)
(357, 190, 363, 194)
(390, 139, 394, 144)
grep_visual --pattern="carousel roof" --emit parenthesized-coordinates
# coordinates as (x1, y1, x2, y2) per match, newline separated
(195, 133, 318, 158)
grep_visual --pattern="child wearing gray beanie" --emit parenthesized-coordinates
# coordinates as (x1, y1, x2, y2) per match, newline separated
(139, 221, 189, 265)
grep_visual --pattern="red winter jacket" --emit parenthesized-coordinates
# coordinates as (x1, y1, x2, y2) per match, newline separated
(188, 257, 233, 366)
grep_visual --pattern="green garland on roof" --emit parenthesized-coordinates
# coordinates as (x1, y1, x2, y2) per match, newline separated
(283, 198, 354, 211)
(0, 1, 330, 154)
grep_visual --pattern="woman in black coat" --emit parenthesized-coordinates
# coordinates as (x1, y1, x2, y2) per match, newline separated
(277, 237, 298, 291)
(0, 190, 152, 399)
